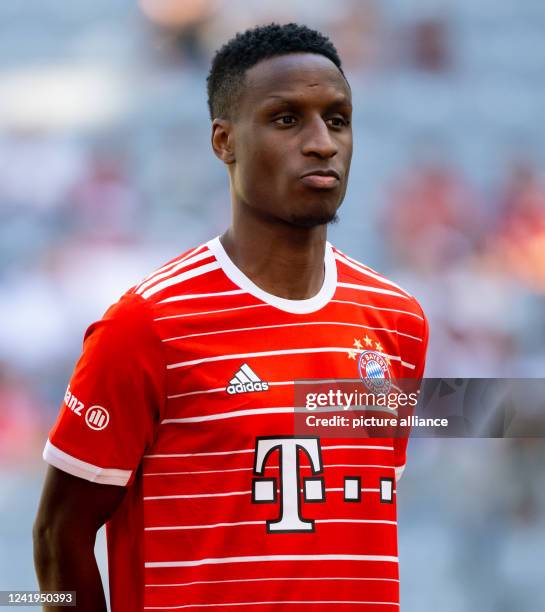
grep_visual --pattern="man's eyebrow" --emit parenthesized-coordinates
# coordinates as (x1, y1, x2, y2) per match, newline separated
(259, 93, 352, 107)
(326, 96, 353, 109)
(261, 94, 299, 103)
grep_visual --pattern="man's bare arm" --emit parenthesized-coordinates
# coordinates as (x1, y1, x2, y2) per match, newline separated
(33, 466, 127, 612)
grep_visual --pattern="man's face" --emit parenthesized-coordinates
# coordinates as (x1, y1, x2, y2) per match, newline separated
(227, 53, 353, 228)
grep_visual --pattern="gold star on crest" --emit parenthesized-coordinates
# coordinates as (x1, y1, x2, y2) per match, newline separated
(347, 349, 357, 360)
(375, 341, 384, 353)
(353, 338, 363, 350)
(364, 335, 373, 347)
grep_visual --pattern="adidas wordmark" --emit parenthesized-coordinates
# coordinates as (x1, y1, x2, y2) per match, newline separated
(226, 363, 269, 395)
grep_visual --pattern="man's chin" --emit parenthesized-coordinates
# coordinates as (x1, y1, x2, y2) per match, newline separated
(288, 212, 339, 229)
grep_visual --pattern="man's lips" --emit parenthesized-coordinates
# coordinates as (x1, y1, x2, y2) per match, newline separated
(300, 169, 341, 190)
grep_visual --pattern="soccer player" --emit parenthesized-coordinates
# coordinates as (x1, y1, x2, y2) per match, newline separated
(33, 23, 428, 611)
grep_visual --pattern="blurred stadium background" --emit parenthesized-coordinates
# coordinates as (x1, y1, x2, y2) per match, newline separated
(1, 1, 545, 610)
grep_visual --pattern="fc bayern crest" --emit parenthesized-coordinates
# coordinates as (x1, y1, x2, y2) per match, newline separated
(358, 350, 392, 394)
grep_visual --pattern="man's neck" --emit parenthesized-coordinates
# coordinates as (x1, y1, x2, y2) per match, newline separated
(220, 212, 328, 301)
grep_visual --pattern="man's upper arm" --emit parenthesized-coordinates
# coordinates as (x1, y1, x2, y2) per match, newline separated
(35, 466, 127, 534)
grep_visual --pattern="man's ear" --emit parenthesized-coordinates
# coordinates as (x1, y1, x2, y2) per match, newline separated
(211, 119, 235, 164)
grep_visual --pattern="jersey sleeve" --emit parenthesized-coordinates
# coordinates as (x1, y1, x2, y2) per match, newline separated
(43, 292, 165, 487)
(393, 300, 429, 481)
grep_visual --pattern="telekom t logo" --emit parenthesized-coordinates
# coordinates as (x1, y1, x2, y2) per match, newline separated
(252, 436, 324, 533)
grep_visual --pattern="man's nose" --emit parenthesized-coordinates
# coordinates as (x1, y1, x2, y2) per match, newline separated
(301, 117, 338, 159)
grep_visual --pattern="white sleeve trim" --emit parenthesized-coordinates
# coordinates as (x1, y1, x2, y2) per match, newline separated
(43, 440, 132, 486)
(395, 464, 406, 482)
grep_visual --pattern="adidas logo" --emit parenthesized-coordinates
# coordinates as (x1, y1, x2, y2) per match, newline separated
(226, 363, 269, 395)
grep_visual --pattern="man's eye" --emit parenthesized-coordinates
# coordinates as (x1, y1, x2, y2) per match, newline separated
(274, 115, 297, 126)
(328, 116, 350, 128)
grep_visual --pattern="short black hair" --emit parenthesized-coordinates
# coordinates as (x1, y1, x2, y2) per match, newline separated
(206, 22, 344, 120)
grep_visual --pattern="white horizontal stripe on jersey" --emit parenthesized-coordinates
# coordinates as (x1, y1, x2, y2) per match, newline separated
(156, 300, 421, 326)
(141, 261, 220, 300)
(161, 406, 403, 425)
(146, 520, 261, 531)
(145, 518, 397, 532)
(146, 576, 399, 588)
(143, 600, 399, 610)
(168, 380, 319, 400)
(144, 490, 251, 501)
(167, 347, 352, 368)
(335, 252, 412, 297)
(168, 379, 364, 400)
(325, 463, 395, 470)
(337, 282, 409, 300)
(330, 299, 424, 320)
(166, 379, 408, 401)
(154, 303, 268, 322)
(145, 553, 399, 569)
(318, 518, 396, 525)
(43, 440, 131, 486)
(387, 354, 416, 370)
(166, 347, 416, 371)
(144, 448, 255, 459)
(135, 245, 207, 290)
(136, 250, 214, 296)
(163, 320, 423, 343)
(326, 488, 394, 494)
(322, 444, 393, 451)
(144, 444, 392, 459)
(145, 485, 395, 502)
(161, 407, 294, 425)
(158, 289, 245, 304)
(143, 463, 395, 476)
(144, 467, 255, 476)
(168, 385, 228, 399)
(145, 487, 395, 503)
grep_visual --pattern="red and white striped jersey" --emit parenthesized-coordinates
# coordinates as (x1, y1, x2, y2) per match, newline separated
(44, 237, 428, 611)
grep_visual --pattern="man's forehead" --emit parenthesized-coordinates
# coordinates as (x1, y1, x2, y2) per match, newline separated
(243, 53, 350, 101)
